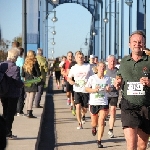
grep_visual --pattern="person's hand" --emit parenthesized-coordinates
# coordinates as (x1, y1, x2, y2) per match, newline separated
(140, 77, 150, 86)
(105, 85, 110, 92)
(94, 85, 100, 93)
(69, 80, 75, 85)
(114, 76, 122, 89)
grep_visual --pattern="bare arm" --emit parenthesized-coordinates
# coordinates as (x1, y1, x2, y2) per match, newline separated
(85, 87, 98, 93)
(67, 77, 75, 85)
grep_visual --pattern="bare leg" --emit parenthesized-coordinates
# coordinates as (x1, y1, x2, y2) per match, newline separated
(124, 127, 138, 150)
(137, 128, 149, 150)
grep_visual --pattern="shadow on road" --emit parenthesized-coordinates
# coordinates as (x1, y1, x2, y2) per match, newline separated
(35, 77, 56, 150)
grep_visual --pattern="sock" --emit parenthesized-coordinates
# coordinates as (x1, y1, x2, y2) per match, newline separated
(109, 129, 113, 132)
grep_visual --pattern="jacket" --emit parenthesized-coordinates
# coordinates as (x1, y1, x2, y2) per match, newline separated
(36, 55, 48, 83)
(0, 60, 23, 98)
(16, 56, 24, 81)
(22, 61, 41, 92)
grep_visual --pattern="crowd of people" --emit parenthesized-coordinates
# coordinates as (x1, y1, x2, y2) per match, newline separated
(1, 30, 150, 150)
(52, 30, 150, 149)
(0, 42, 48, 149)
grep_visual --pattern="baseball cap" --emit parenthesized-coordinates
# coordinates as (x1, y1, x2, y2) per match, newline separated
(90, 54, 95, 58)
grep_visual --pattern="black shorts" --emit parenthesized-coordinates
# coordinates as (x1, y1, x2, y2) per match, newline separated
(90, 105, 109, 115)
(74, 92, 89, 108)
(65, 81, 73, 93)
(121, 98, 150, 134)
(55, 71, 61, 80)
(108, 97, 118, 107)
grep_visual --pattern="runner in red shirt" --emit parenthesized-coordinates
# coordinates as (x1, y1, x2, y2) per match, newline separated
(61, 51, 73, 106)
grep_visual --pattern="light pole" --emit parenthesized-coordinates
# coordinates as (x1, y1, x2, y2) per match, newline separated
(125, 0, 146, 34)
(50, 48, 54, 59)
(46, 26, 56, 35)
(49, 38, 56, 45)
(92, 27, 104, 59)
(44, 11, 58, 22)
(103, 0, 119, 58)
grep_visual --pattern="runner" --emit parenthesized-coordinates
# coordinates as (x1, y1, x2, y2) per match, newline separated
(53, 57, 61, 89)
(68, 51, 94, 129)
(61, 51, 73, 105)
(85, 61, 111, 148)
(59, 56, 67, 92)
(105, 55, 119, 138)
(68, 51, 81, 116)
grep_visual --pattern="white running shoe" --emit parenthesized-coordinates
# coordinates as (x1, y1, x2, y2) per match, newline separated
(77, 123, 83, 129)
(108, 131, 114, 138)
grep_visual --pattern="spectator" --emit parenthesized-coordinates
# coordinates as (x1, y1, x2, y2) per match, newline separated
(22, 50, 41, 118)
(34, 48, 48, 108)
(12, 41, 20, 48)
(0, 115, 6, 150)
(0, 48, 23, 139)
(16, 47, 25, 116)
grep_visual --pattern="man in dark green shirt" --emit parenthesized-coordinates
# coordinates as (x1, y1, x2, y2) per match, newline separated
(115, 30, 150, 150)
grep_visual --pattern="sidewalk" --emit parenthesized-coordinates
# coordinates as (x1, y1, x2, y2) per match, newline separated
(38, 78, 126, 150)
(53, 83, 125, 150)
(0, 78, 48, 150)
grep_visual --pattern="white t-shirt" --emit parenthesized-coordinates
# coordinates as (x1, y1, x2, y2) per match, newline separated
(85, 74, 111, 105)
(59, 61, 65, 67)
(68, 63, 94, 93)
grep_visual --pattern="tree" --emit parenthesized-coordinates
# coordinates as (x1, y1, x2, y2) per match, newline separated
(13, 36, 22, 47)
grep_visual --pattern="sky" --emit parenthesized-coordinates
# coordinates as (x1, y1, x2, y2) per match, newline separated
(0, 0, 92, 58)
(0, 0, 22, 44)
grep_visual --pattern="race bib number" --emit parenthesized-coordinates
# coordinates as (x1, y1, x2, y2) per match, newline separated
(127, 82, 145, 95)
(95, 91, 105, 98)
(75, 80, 87, 87)
(110, 77, 115, 87)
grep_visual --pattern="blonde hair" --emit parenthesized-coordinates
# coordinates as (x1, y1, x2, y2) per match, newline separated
(93, 61, 106, 74)
(7, 48, 20, 61)
(23, 50, 37, 74)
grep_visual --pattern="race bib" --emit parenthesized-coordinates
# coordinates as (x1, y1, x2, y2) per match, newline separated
(95, 91, 105, 98)
(110, 77, 115, 87)
(127, 82, 145, 95)
(75, 79, 87, 87)
(94, 84, 106, 98)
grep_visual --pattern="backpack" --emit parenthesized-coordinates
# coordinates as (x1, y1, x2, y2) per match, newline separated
(0, 70, 10, 97)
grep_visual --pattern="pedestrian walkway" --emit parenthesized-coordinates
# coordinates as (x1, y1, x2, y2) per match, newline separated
(38, 78, 127, 150)
(2, 77, 149, 150)
(0, 78, 48, 150)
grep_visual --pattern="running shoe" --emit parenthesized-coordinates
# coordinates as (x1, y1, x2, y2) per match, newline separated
(77, 123, 83, 129)
(108, 130, 114, 138)
(92, 127, 97, 136)
(6, 135, 17, 140)
(97, 140, 103, 148)
(72, 109, 76, 116)
(82, 115, 85, 124)
(17, 113, 25, 117)
(67, 99, 70, 105)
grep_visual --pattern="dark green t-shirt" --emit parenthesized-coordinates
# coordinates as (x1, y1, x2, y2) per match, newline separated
(117, 53, 150, 106)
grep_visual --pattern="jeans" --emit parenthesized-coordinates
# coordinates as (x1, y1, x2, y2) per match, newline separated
(26, 92, 36, 110)
(1, 97, 18, 136)
(16, 87, 25, 113)
(34, 81, 44, 107)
